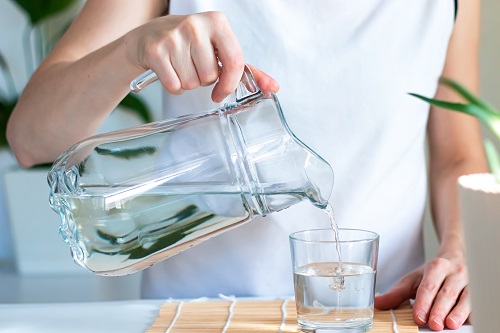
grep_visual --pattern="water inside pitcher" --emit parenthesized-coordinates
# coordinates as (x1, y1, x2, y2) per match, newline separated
(48, 66, 334, 276)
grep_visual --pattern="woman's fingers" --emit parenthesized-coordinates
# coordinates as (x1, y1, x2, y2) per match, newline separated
(209, 12, 245, 102)
(427, 262, 468, 331)
(190, 42, 219, 87)
(133, 12, 279, 101)
(148, 55, 183, 95)
(177, 13, 219, 89)
(445, 287, 471, 330)
(413, 257, 470, 331)
(374, 272, 420, 311)
(169, 40, 200, 91)
(413, 258, 450, 329)
(246, 64, 280, 93)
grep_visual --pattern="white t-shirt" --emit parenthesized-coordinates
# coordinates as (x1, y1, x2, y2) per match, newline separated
(141, 0, 455, 299)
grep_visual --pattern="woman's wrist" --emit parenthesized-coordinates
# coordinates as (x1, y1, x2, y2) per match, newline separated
(437, 232, 466, 260)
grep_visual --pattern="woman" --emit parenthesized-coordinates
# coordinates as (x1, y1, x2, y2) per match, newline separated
(7, 1, 486, 330)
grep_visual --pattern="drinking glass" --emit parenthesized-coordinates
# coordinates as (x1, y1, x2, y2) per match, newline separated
(289, 228, 379, 332)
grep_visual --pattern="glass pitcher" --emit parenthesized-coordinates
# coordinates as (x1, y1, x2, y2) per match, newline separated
(48, 66, 334, 276)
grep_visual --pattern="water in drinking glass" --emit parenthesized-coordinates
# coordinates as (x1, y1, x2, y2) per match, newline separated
(294, 261, 375, 331)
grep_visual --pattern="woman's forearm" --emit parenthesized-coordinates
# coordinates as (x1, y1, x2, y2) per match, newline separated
(7, 35, 145, 167)
(429, 157, 486, 257)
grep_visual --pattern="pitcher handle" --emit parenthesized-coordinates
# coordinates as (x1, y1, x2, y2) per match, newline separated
(129, 69, 158, 93)
(130, 65, 261, 103)
(235, 65, 261, 102)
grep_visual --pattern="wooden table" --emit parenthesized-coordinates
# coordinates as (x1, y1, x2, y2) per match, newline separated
(0, 299, 474, 332)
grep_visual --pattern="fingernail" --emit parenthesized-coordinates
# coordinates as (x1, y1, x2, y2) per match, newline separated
(417, 310, 427, 323)
(450, 315, 461, 325)
(433, 316, 444, 328)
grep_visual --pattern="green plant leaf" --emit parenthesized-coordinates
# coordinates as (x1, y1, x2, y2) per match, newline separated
(410, 93, 500, 142)
(484, 139, 500, 183)
(31, 162, 54, 169)
(410, 77, 500, 184)
(0, 53, 8, 72)
(125, 213, 216, 259)
(0, 98, 18, 148)
(92, 204, 218, 260)
(95, 204, 200, 248)
(439, 77, 497, 112)
(118, 93, 153, 124)
(94, 146, 157, 159)
(12, 0, 77, 25)
(409, 93, 471, 113)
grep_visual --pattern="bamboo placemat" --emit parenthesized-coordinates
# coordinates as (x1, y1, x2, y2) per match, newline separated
(146, 297, 418, 332)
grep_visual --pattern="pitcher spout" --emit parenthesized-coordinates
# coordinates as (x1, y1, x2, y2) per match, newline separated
(302, 148, 334, 208)
(274, 100, 333, 208)
(221, 90, 334, 213)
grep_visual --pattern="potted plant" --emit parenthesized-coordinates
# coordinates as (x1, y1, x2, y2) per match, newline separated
(412, 79, 500, 333)
(0, 0, 154, 276)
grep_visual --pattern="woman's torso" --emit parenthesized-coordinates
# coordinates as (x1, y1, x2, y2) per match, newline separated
(142, 0, 455, 299)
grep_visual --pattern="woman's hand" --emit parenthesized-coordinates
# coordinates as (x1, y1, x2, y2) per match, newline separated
(127, 12, 278, 102)
(375, 253, 470, 331)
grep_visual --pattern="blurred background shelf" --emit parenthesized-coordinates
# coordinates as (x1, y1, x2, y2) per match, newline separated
(0, 261, 142, 303)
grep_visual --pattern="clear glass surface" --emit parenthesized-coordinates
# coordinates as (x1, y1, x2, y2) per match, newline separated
(48, 67, 334, 276)
(289, 229, 379, 332)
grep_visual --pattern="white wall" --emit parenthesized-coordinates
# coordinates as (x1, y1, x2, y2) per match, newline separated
(479, 0, 500, 153)
(480, 0, 500, 108)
